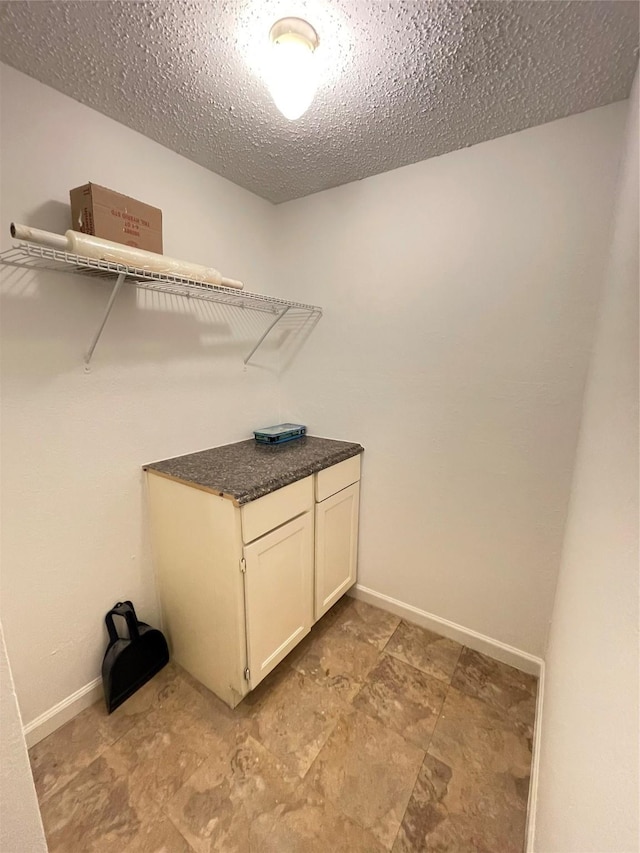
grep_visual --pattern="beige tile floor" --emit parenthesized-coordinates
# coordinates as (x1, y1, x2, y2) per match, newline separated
(29, 597, 537, 852)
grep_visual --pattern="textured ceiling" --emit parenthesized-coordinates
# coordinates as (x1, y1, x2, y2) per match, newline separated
(0, 0, 638, 203)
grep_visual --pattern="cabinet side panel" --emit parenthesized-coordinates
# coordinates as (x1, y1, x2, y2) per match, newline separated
(146, 473, 247, 708)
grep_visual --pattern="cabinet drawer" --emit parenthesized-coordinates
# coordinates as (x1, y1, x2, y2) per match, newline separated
(241, 476, 313, 544)
(315, 455, 361, 502)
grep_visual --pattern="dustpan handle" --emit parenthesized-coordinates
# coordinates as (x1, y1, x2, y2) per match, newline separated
(105, 601, 141, 644)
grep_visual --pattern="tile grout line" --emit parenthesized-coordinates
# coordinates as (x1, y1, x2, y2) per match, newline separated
(240, 602, 385, 792)
(389, 744, 427, 853)
(291, 613, 406, 847)
(121, 674, 227, 839)
(421, 643, 462, 760)
(31, 697, 150, 808)
(383, 617, 466, 685)
(383, 616, 439, 852)
(389, 643, 464, 850)
(32, 664, 195, 806)
(443, 644, 539, 734)
(376, 617, 459, 754)
(162, 805, 199, 852)
(294, 631, 387, 786)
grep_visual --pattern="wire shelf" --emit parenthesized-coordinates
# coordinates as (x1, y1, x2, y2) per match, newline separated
(0, 242, 321, 314)
(0, 241, 322, 365)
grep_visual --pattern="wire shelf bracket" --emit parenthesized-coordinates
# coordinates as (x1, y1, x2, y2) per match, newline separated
(85, 272, 126, 365)
(0, 241, 323, 366)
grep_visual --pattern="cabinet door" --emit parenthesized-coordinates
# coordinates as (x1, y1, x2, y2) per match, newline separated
(243, 512, 313, 689)
(315, 482, 360, 620)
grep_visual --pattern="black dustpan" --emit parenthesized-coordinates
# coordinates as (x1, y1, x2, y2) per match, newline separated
(102, 600, 169, 714)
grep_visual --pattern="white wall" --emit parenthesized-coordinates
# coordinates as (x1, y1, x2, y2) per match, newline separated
(0, 618, 47, 852)
(275, 102, 627, 657)
(0, 63, 282, 726)
(533, 73, 639, 852)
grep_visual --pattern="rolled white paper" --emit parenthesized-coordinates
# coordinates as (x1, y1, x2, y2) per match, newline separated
(10, 223, 244, 290)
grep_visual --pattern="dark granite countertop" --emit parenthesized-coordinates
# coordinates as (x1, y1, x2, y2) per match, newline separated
(144, 436, 364, 505)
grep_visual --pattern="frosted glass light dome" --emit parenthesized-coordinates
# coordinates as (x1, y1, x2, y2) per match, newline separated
(266, 18, 319, 121)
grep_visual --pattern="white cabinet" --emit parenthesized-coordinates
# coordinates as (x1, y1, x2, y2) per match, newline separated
(146, 454, 361, 709)
(244, 512, 314, 686)
(314, 454, 361, 620)
(315, 482, 360, 620)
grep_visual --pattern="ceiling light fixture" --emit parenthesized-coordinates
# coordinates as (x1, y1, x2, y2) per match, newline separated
(266, 17, 319, 121)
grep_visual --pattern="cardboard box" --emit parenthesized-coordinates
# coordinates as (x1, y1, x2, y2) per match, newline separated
(69, 183, 163, 254)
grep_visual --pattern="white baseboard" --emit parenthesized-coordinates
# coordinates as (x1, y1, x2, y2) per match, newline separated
(349, 584, 543, 676)
(525, 661, 545, 852)
(23, 677, 103, 748)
